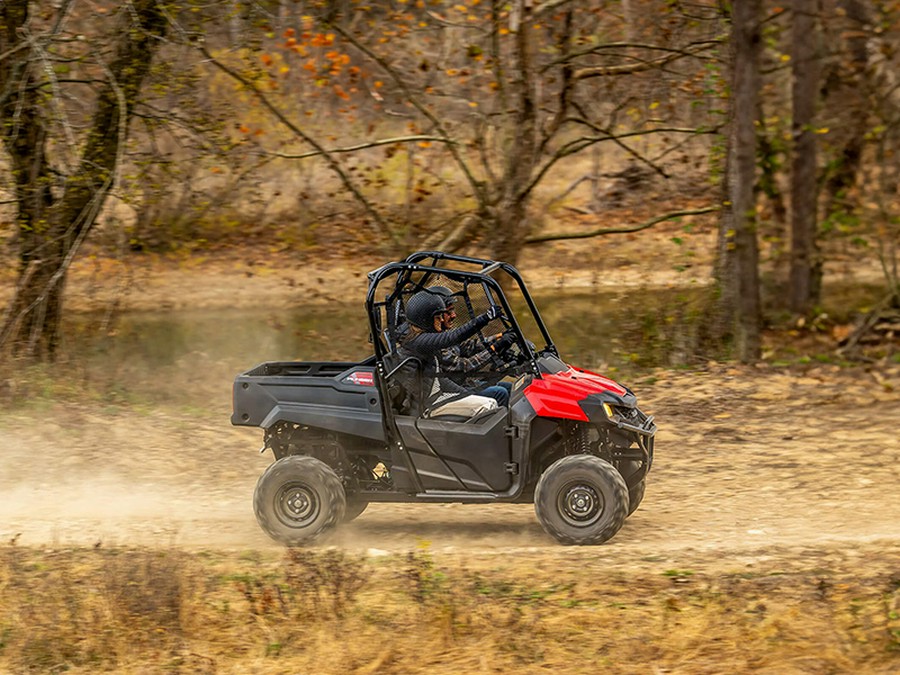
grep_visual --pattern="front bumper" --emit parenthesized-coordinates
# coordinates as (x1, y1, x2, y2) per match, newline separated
(580, 394, 656, 472)
(612, 411, 656, 438)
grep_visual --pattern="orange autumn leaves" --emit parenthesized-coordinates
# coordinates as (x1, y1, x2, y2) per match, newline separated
(256, 28, 360, 104)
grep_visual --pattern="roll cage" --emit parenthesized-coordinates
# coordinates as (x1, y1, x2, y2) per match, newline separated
(365, 250, 558, 371)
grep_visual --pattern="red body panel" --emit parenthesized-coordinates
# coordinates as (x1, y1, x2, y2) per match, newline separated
(524, 366, 628, 422)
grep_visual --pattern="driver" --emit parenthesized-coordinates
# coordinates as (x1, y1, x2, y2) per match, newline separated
(398, 290, 506, 414)
(428, 286, 514, 405)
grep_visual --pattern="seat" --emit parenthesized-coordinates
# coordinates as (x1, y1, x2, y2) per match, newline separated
(425, 394, 498, 420)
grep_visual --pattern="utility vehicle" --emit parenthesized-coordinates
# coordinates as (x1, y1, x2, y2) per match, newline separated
(231, 251, 656, 545)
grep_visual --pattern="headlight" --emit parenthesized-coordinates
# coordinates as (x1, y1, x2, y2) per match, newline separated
(602, 402, 616, 420)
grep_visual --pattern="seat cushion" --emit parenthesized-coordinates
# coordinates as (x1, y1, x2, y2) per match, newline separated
(427, 395, 498, 420)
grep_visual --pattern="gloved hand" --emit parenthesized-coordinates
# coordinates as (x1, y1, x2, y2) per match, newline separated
(486, 304, 505, 321)
(492, 331, 516, 353)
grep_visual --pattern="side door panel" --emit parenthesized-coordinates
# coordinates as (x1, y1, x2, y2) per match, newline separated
(393, 416, 462, 490)
(415, 408, 512, 491)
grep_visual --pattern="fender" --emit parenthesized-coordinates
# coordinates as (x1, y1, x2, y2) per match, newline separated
(259, 403, 386, 442)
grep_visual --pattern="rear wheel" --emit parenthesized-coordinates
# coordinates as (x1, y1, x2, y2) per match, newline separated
(534, 455, 628, 545)
(254, 455, 346, 546)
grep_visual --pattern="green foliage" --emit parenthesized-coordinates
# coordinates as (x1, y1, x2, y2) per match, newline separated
(663, 569, 695, 577)
(405, 542, 447, 605)
(756, 116, 788, 200)
(821, 205, 862, 237)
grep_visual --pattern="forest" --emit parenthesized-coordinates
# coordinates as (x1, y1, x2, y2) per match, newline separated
(0, 0, 897, 366)
(1, 4, 899, 674)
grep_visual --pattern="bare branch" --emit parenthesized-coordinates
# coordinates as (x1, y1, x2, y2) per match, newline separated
(573, 41, 721, 80)
(98, 56, 129, 212)
(0, 42, 29, 64)
(474, 117, 499, 186)
(524, 126, 707, 200)
(331, 24, 488, 207)
(425, 10, 490, 33)
(542, 38, 724, 72)
(545, 174, 593, 209)
(490, 0, 507, 114)
(263, 135, 457, 160)
(533, 0, 575, 18)
(428, 212, 482, 253)
(194, 43, 400, 247)
(0, 0, 73, 63)
(566, 117, 671, 178)
(538, 6, 574, 156)
(26, 181, 108, 355)
(525, 206, 721, 245)
(30, 32, 78, 170)
(0, 260, 39, 345)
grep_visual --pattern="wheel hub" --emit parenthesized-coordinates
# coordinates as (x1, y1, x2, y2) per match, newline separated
(559, 483, 603, 527)
(276, 483, 319, 527)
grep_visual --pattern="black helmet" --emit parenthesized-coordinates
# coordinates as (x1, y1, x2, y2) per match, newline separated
(405, 291, 447, 330)
(428, 285, 457, 305)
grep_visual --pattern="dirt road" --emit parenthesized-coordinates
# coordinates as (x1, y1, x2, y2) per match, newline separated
(2, 363, 897, 572)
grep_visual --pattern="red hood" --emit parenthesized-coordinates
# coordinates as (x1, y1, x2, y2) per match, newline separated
(524, 366, 628, 422)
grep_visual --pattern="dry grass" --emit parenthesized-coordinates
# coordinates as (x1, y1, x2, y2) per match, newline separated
(1, 541, 897, 674)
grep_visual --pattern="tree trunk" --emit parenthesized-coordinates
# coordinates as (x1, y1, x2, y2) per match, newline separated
(489, 0, 537, 267)
(0, 2, 56, 354)
(821, 0, 867, 219)
(0, 1, 166, 360)
(822, 0, 898, 258)
(729, 0, 762, 362)
(705, 140, 735, 358)
(789, 0, 821, 314)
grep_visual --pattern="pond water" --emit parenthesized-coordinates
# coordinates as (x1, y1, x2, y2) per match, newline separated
(58, 288, 703, 403)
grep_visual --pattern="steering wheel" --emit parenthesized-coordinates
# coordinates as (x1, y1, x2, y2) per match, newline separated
(486, 336, 509, 370)
(486, 329, 525, 371)
(505, 341, 530, 367)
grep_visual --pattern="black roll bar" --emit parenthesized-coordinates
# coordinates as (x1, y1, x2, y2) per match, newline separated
(400, 251, 557, 357)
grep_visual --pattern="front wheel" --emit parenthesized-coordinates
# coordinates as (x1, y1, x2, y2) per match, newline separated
(627, 479, 646, 516)
(343, 497, 369, 523)
(615, 459, 647, 517)
(534, 455, 629, 545)
(253, 455, 347, 546)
